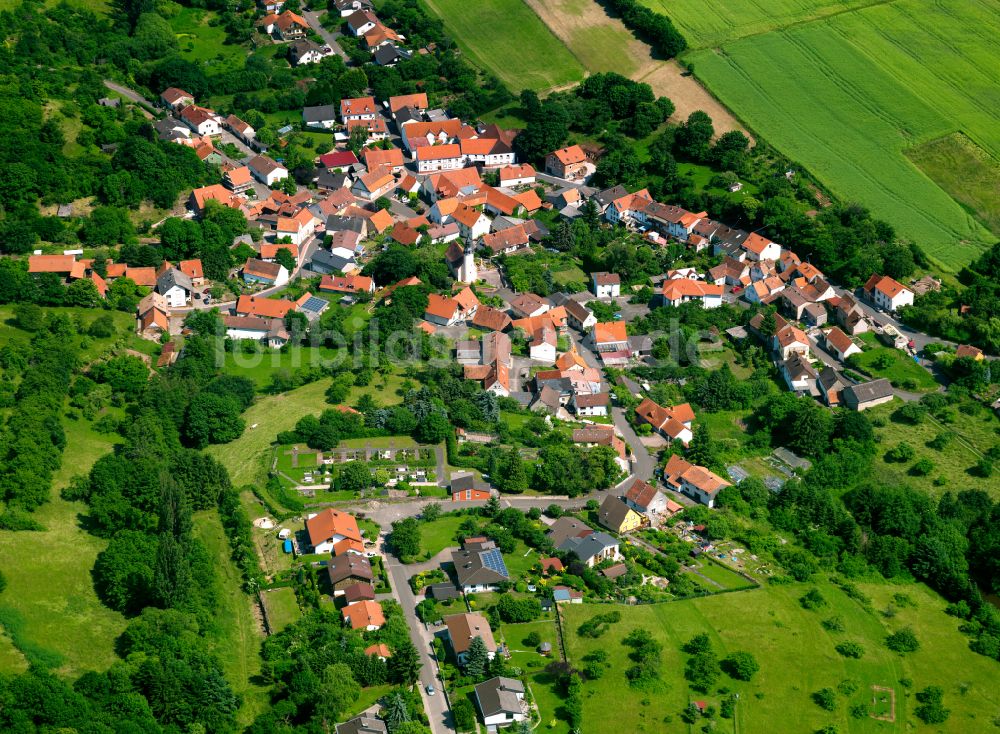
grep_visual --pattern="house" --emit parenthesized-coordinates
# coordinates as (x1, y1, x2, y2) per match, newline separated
(445, 612, 497, 665)
(453, 204, 491, 243)
(274, 208, 319, 247)
(346, 117, 389, 144)
(834, 293, 870, 335)
(802, 301, 828, 328)
(345, 8, 378, 35)
(527, 324, 557, 363)
(223, 166, 253, 194)
(27, 254, 76, 275)
(817, 366, 848, 407)
(573, 425, 626, 460)
(552, 586, 583, 604)
(402, 119, 463, 153)
(415, 143, 463, 173)
(352, 166, 395, 201)
(235, 294, 297, 319)
(741, 232, 782, 262)
(589, 321, 629, 353)
(597, 495, 644, 534)
(747, 276, 785, 304)
(460, 138, 515, 168)
(510, 293, 550, 319)
(863, 274, 914, 312)
(562, 299, 597, 332)
(572, 391, 609, 417)
(189, 183, 243, 213)
(177, 259, 204, 287)
(591, 271, 621, 298)
(661, 279, 724, 308)
(318, 150, 361, 171)
(364, 643, 392, 661)
(342, 600, 385, 631)
(450, 474, 493, 502)
(545, 145, 587, 179)
(767, 321, 807, 359)
(334, 0, 374, 17)
(956, 344, 985, 361)
(311, 247, 357, 275)
(320, 273, 375, 295)
(327, 553, 374, 592)
(662, 454, 731, 508)
(499, 163, 535, 187)
(539, 557, 564, 575)
(547, 516, 593, 547)
(388, 92, 429, 117)
(289, 38, 326, 65)
(482, 225, 530, 256)
(842, 379, 894, 411)
(179, 105, 221, 136)
(558, 531, 620, 568)
(137, 292, 170, 337)
(451, 538, 509, 592)
(155, 268, 192, 307)
(825, 327, 861, 362)
(306, 508, 364, 554)
(303, 104, 337, 129)
(336, 715, 387, 734)
(248, 155, 289, 186)
(340, 96, 378, 123)
(424, 293, 462, 326)
(242, 258, 289, 287)
(624, 478, 669, 517)
(475, 677, 526, 732)
(260, 243, 299, 263)
(160, 87, 194, 111)
(471, 306, 511, 333)
(781, 352, 819, 395)
(223, 315, 272, 341)
(259, 10, 310, 39)
(364, 147, 405, 173)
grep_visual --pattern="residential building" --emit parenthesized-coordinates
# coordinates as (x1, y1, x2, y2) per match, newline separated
(446, 612, 497, 665)
(306, 508, 364, 554)
(248, 155, 288, 186)
(741, 232, 782, 262)
(235, 294, 297, 319)
(303, 104, 337, 128)
(258, 10, 309, 39)
(589, 321, 629, 353)
(863, 274, 914, 312)
(545, 144, 587, 179)
(662, 454, 731, 508)
(956, 344, 985, 361)
(825, 326, 861, 362)
(340, 96, 378, 123)
(475, 677, 527, 732)
(345, 9, 378, 35)
(223, 315, 273, 341)
(415, 143, 463, 173)
(547, 516, 593, 547)
(364, 147, 405, 173)
(160, 87, 194, 111)
(327, 554, 374, 593)
(774, 323, 810, 360)
(781, 352, 819, 395)
(499, 163, 535, 187)
(661, 278, 724, 308)
(352, 166, 395, 200)
(137, 292, 170, 337)
(482, 225, 531, 256)
(336, 715, 387, 734)
(452, 204, 491, 242)
(558, 531, 620, 568)
(319, 273, 375, 295)
(571, 391, 609, 417)
(624, 478, 669, 517)
(591, 271, 621, 298)
(242, 258, 289, 287)
(470, 306, 511, 333)
(289, 39, 325, 65)
(817, 366, 848, 407)
(223, 165, 253, 194)
(342, 600, 384, 631)
(155, 268, 192, 307)
(388, 92, 429, 116)
(451, 539, 510, 593)
(597, 495, 644, 534)
(842, 379, 894, 411)
(562, 299, 597, 332)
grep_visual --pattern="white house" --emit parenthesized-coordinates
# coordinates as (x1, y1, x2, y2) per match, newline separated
(453, 204, 491, 243)
(742, 232, 783, 262)
(864, 274, 914, 312)
(824, 326, 862, 362)
(415, 144, 464, 173)
(248, 155, 289, 186)
(155, 268, 192, 308)
(624, 478, 669, 517)
(179, 105, 221, 136)
(527, 326, 557, 363)
(661, 279, 724, 309)
(498, 163, 535, 188)
(572, 392, 609, 417)
(591, 271, 621, 298)
(223, 315, 273, 341)
(663, 454, 731, 509)
(475, 677, 526, 732)
(305, 509, 363, 555)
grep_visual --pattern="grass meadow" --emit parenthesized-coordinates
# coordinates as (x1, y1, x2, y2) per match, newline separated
(683, 0, 1000, 269)
(563, 579, 1000, 733)
(261, 586, 301, 632)
(418, 0, 584, 91)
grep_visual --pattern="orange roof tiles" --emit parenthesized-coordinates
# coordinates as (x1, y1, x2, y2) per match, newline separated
(342, 600, 385, 630)
(306, 509, 363, 548)
(415, 143, 462, 161)
(28, 254, 75, 274)
(592, 321, 627, 344)
(550, 144, 586, 165)
(235, 294, 296, 319)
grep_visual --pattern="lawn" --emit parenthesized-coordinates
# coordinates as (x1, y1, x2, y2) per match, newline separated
(563, 579, 1000, 733)
(0, 415, 126, 679)
(417, 514, 468, 559)
(170, 6, 247, 72)
(261, 587, 301, 632)
(683, 0, 999, 270)
(689, 557, 756, 591)
(222, 346, 347, 389)
(207, 379, 331, 486)
(850, 347, 938, 392)
(499, 619, 568, 734)
(418, 0, 584, 91)
(867, 400, 1000, 498)
(192, 510, 268, 726)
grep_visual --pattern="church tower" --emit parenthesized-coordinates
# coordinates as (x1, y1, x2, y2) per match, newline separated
(460, 241, 477, 283)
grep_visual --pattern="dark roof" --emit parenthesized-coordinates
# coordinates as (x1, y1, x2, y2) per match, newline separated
(156, 267, 192, 294)
(317, 171, 350, 190)
(335, 716, 387, 734)
(373, 44, 411, 65)
(327, 554, 373, 584)
(546, 516, 592, 547)
(326, 215, 366, 233)
(597, 495, 635, 531)
(844, 378, 893, 404)
(592, 185, 628, 209)
(475, 676, 525, 718)
(427, 582, 461, 600)
(450, 473, 490, 492)
(559, 531, 618, 564)
(303, 104, 337, 123)
(394, 106, 424, 126)
(451, 543, 510, 587)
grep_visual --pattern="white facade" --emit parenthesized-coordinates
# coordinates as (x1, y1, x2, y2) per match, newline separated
(416, 156, 464, 173)
(161, 284, 189, 308)
(459, 214, 491, 243)
(226, 325, 269, 340)
(529, 342, 556, 363)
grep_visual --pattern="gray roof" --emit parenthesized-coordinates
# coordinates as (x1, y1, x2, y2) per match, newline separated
(317, 171, 351, 190)
(335, 716, 387, 734)
(546, 516, 592, 547)
(326, 215, 366, 233)
(507, 390, 533, 407)
(374, 45, 411, 65)
(394, 106, 424, 126)
(156, 267, 192, 294)
(427, 582, 461, 600)
(450, 473, 490, 492)
(303, 104, 337, 124)
(591, 185, 628, 210)
(559, 531, 618, 564)
(597, 495, 635, 532)
(475, 677, 525, 718)
(312, 249, 354, 273)
(327, 554, 373, 583)
(843, 378, 894, 404)
(451, 544, 509, 588)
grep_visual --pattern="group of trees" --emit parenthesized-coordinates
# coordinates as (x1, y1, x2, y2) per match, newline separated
(603, 0, 687, 59)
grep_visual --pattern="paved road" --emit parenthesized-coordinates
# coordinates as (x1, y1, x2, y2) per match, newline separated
(103, 80, 155, 116)
(302, 11, 350, 62)
(535, 171, 597, 197)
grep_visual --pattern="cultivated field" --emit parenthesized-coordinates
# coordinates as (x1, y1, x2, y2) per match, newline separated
(563, 580, 1000, 732)
(637, 61, 749, 136)
(683, 0, 1000, 268)
(419, 0, 584, 91)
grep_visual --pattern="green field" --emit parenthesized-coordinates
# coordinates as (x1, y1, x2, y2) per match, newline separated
(499, 619, 569, 734)
(683, 0, 1000, 269)
(417, 514, 467, 559)
(0, 415, 126, 678)
(192, 510, 269, 725)
(907, 133, 1000, 236)
(850, 346, 938, 392)
(261, 587, 301, 632)
(418, 0, 584, 90)
(563, 580, 1000, 732)
(170, 6, 247, 72)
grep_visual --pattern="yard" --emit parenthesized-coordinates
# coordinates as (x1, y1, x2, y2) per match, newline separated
(261, 586, 301, 632)
(499, 619, 568, 734)
(682, 0, 1000, 268)
(563, 579, 1000, 733)
(417, 513, 468, 559)
(850, 346, 938, 392)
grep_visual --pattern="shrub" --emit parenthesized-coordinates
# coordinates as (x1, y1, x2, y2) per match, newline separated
(834, 642, 864, 659)
(885, 627, 919, 653)
(812, 687, 836, 711)
(524, 631, 541, 647)
(910, 458, 934, 476)
(884, 442, 915, 463)
(721, 651, 759, 681)
(914, 686, 950, 724)
(799, 588, 827, 610)
(821, 616, 845, 632)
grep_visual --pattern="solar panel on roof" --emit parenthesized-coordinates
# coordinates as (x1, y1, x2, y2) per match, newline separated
(480, 549, 509, 577)
(301, 296, 328, 313)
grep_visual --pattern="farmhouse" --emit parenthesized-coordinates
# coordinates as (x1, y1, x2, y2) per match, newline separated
(445, 612, 497, 665)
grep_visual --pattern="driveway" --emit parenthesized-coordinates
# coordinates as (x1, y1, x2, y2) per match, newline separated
(102, 80, 155, 118)
(302, 10, 350, 62)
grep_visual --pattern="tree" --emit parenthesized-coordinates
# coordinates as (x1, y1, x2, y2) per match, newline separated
(337, 461, 372, 492)
(387, 640, 422, 684)
(452, 698, 475, 731)
(721, 651, 759, 681)
(317, 663, 360, 725)
(464, 635, 490, 679)
(414, 412, 451, 443)
(812, 687, 836, 711)
(389, 518, 421, 561)
(684, 649, 720, 692)
(675, 111, 714, 161)
(183, 392, 245, 448)
(93, 355, 149, 398)
(381, 691, 410, 732)
(13, 303, 45, 332)
(153, 532, 191, 608)
(885, 627, 919, 653)
(686, 423, 719, 469)
(92, 530, 158, 613)
(914, 686, 950, 724)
